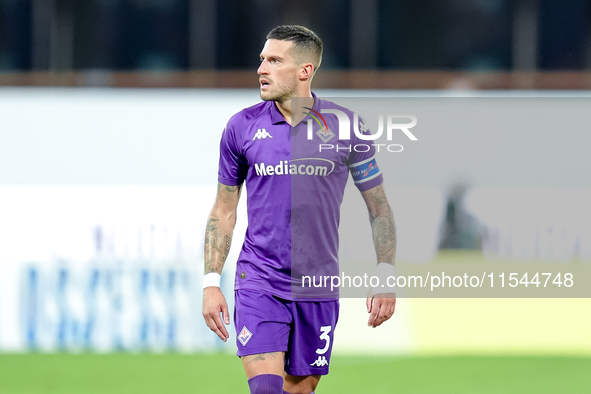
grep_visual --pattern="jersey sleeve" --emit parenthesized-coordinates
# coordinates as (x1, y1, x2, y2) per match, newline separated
(346, 115, 384, 192)
(218, 122, 248, 186)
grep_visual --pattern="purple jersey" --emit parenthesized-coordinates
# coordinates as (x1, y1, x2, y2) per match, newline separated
(218, 93, 383, 300)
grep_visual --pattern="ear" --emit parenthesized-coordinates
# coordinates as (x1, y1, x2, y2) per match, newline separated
(299, 63, 315, 80)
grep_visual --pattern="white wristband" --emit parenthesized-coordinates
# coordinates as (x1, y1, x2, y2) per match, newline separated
(373, 263, 396, 294)
(203, 272, 221, 289)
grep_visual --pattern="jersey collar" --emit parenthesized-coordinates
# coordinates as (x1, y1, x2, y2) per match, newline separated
(269, 92, 319, 125)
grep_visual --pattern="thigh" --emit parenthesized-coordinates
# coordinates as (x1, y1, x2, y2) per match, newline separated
(241, 351, 285, 380)
(284, 300, 339, 377)
(234, 289, 292, 357)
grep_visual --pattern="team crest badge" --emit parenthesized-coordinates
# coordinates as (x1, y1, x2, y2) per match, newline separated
(315, 126, 336, 143)
(238, 326, 253, 346)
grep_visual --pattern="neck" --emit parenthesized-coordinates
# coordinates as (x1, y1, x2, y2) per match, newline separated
(275, 86, 313, 126)
(274, 97, 293, 124)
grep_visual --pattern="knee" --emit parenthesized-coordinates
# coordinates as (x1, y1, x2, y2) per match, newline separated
(283, 374, 320, 393)
(248, 374, 284, 394)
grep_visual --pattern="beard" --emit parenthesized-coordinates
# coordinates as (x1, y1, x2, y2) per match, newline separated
(260, 90, 290, 103)
(260, 77, 298, 103)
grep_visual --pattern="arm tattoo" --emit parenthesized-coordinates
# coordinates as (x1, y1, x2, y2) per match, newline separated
(204, 184, 240, 274)
(219, 183, 238, 194)
(223, 235, 231, 257)
(367, 186, 397, 264)
(204, 217, 223, 274)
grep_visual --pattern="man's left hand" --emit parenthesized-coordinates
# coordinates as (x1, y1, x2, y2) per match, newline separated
(366, 294, 396, 328)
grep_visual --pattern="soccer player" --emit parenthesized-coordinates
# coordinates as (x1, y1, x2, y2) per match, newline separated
(202, 25, 397, 394)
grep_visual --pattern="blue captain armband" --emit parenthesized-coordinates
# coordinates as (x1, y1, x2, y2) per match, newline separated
(348, 157, 381, 185)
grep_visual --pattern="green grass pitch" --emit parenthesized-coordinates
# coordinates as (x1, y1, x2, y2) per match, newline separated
(1, 353, 590, 393)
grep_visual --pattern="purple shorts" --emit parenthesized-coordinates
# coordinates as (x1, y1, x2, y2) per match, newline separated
(234, 289, 339, 376)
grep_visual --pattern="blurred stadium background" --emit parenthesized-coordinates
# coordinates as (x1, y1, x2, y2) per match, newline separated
(1, 1, 591, 393)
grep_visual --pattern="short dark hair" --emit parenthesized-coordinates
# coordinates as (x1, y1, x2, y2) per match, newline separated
(266, 25, 323, 71)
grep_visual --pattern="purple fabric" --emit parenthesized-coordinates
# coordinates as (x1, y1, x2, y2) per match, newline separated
(247, 374, 283, 394)
(235, 289, 338, 376)
(218, 93, 383, 300)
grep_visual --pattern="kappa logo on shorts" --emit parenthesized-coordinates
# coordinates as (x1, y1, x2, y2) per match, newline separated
(237, 326, 253, 346)
(310, 356, 329, 367)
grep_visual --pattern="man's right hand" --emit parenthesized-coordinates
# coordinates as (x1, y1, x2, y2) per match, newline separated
(202, 286, 230, 342)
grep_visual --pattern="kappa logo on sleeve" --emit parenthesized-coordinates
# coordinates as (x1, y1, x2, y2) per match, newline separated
(252, 128, 273, 140)
(237, 326, 253, 346)
(358, 118, 369, 133)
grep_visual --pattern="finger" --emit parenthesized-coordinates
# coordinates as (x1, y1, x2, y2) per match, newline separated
(206, 311, 229, 341)
(373, 300, 396, 327)
(214, 321, 229, 341)
(205, 316, 226, 341)
(374, 309, 389, 327)
(370, 306, 381, 327)
(213, 312, 230, 340)
(206, 315, 227, 341)
(222, 302, 230, 325)
(368, 299, 380, 327)
(366, 296, 372, 313)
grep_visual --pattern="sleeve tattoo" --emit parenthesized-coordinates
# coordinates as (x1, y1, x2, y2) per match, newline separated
(204, 183, 240, 274)
(366, 186, 396, 264)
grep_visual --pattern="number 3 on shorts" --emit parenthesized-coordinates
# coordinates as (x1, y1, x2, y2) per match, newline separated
(316, 326, 332, 355)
